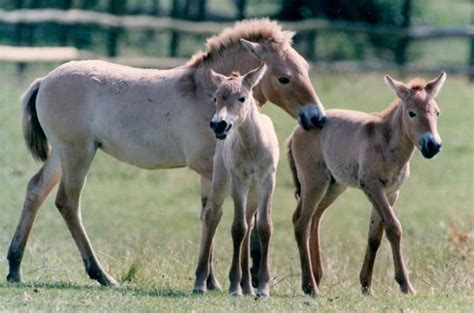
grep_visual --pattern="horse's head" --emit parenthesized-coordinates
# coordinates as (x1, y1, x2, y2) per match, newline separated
(209, 63, 267, 140)
(385, 72, 446, 159)
(240, 39, 326, 130)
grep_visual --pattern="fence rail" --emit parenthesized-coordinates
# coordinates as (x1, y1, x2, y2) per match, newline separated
(0, 9, 473, 79)
(1, 9, 473, 38)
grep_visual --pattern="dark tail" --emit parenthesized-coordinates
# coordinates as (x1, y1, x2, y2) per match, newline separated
(21, 78, 49, 162)
(287, 136, 301, 199)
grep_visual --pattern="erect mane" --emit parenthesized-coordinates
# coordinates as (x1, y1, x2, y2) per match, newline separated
(187, 18, 295, 66)
(408, 78, 426, 91)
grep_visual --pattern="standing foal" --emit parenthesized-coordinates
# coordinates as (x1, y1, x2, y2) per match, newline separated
(288, 73, 446, 295)
(193, 64, 279, 297)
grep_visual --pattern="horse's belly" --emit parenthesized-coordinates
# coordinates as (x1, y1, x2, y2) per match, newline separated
(99, 138, 187, 170)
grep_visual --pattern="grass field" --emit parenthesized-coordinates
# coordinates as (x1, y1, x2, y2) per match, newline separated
(0, 64, 472, 312)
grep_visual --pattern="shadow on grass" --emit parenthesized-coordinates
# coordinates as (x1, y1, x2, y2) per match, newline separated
(0, 281, 190, 298)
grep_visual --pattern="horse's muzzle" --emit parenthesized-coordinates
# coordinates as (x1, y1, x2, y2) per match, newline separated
(209, 119, 232, 140)
(298, 104, 327, 130)
(419, 133, 442, 159)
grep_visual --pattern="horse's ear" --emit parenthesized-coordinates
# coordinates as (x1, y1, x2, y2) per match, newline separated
(210, 70, 227, 88)
(243, 63, 267, 88)
(425, 72, 447, 98)
(240, 39, 267, 61)
(384, 75, 410, 100)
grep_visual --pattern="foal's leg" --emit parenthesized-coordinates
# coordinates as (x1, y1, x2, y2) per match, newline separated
(241, 191, 258, 295)
(255, 174, 276, 297)
(249, 216, 261, 288)
(309, 183, 346, 287)
(359, 191, 399, 295)
(55, 144, 117, 286)
(193, 163, 228, 293)
(293, 173, 330, 295)
(229, 176, 249, 296)
(7, 153, 61, 283)
(361, 182, 415, 294)
(200, 176, 221, 291)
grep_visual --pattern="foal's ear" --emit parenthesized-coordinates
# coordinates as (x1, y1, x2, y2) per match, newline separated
(209, 69, 227, 88)
(425, 72, 447, 98)
(240, 39, 268, 61)
(243, 63, 267, 88)
(384, 75, 410, 100)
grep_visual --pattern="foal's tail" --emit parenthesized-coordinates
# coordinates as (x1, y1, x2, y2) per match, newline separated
(21, 78, 49, 162)
(287, 136, 301, 199)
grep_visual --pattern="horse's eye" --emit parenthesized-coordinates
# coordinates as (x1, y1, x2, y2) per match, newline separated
(436, 111, 440, 116)
(408, 111, 416, 118)
(212, 97, 216, 103)
(278, 77, 290, 84)
(238, 97, 245, 103)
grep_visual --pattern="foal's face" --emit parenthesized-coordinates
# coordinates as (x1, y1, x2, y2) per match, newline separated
(240, 39, 327, 130)
(385, 72, 446, 159)
(209, 64, 266, 140)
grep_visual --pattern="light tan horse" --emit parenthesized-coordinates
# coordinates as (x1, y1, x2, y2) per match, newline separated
(288, 73, 446, 295)
(193, 64, 279, 297)
(7, 19, 326, 287)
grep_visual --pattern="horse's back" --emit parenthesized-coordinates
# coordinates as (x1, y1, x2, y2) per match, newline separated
(32, 60, 198, 169)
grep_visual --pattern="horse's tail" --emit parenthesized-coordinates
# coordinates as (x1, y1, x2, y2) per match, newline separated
(287, 135, 301, 199)
(21, 78, 49, 162)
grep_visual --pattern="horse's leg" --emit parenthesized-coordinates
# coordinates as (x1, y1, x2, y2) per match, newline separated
(361, 182, 415, 294)
(293, 172, 329, 296)
(241, 191, 258, 295)
(249, 214, 261, 288)
(7, 153, 62, 283)
(255, 174, 276, 297)
(309, 183, 346, 287)
(55, 143, 117, 286)
(228, 176, 249, 296)
(200, 176, 221, 291)
(359, 191, 399, 295)
(193, 161, 228, 293)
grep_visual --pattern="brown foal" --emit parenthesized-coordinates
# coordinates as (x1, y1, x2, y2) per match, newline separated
(288, 72, 446, 295)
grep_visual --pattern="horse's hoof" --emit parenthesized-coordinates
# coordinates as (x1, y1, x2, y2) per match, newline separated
(229, 287, 243, 296)
(6, 272, 21, 283)
(242, 286, 255, 296)
(302, 284, 319, 296)
(256, 289, 270, 298)
(206, 278, 222, 291)
(192, 287, 207, 294)
(401, 284, 416, 295)
(361, 286, 373, 296)
(98, 273, 119, 287)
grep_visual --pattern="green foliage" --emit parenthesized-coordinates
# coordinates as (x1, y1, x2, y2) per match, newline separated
(0, 64, 472, 311)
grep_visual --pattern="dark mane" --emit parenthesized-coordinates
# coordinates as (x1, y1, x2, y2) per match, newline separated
(187, 18, 295, 67)
(408, 78, 426, 91)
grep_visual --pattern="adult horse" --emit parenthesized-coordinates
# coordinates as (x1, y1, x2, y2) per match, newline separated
(7, 18, 326, 287)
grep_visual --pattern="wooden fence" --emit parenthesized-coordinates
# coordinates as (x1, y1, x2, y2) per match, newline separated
(0, 9, 473, 77)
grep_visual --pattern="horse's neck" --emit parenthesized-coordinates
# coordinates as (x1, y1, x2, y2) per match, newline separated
(236, 101, 261, 149)
(382, 102, 415, 166)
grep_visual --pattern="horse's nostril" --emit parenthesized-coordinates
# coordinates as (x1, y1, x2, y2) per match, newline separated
(310, 115, 327, 128)
(427, 140, 435, 150)
(209, 120, 217, 130)
(215, 120, 228, 133)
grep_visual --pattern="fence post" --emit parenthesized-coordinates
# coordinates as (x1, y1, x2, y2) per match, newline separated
(306, 31, 316, 61)
(107, 0, 126, 57)
(14, 0, 26, 75)
(170, 0, 180, 57)
(470, 7, 474, 81)
(59, 0, 73, 46)
(236, 0, 246, 20)
(394, 0, 412, 69)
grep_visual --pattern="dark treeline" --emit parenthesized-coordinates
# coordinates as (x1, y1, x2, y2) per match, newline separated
(0, 0, 417, 64)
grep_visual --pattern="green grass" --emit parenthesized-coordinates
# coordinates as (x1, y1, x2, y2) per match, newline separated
(0, 64, 472, 312)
